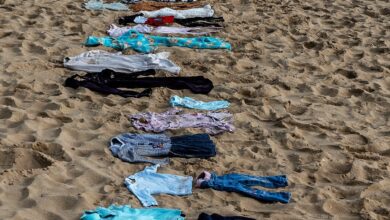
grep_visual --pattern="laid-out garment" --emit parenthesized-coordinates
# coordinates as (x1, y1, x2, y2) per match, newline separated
(170, 95, 230, 110)
(130, 108, 234, 135)
(196, 171, 291, 204)
(132, 1, 203, 12)
(118, 14, 224, 27)
(110, 133, 216, 164)
(125, 164, 193, 207)
(65, 69, 213, 97)
(140, 4, 213, 19)
(84, 0, 128, 10)
(198, 213, 255, 220)
(85, 30, 231, 53)
(64, 50, 180, 74)
(81, 204, 184, 220)
(65, 70, 154, 98)
(118, 14, 175, 26)
(175, 16, 225, 27)
(108, 24, 221, 37)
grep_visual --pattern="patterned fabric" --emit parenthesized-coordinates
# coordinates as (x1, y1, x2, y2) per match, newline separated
(140, 4, 213, 19)
(108, 24, 221, 37)
(197, 172, 291, 204)
(85, 30, 231, 53)
(125, 164, 193, 207)
(129, 108, 235, 135)
(81, 205, 184, 220)
(170, 95, 230, 110)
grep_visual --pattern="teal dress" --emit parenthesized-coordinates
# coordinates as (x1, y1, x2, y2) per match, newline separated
(81, 205, 184, 220)
(85, 30, 231, 53)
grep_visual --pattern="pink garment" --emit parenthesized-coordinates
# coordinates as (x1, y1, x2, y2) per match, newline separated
(129, 109, 234, 135)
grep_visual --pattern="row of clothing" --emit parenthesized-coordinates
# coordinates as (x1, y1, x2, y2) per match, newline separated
(63, 1, 291, 219)
(81, 205, 255, 220)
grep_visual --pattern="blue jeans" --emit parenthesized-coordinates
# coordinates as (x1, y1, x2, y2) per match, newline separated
(201, 173, 291, 203)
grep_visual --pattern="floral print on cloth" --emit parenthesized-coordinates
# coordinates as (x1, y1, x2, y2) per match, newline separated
(85, 30, 231, 53)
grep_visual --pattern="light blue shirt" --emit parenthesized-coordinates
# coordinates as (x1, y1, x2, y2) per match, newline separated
(81, 204, 184, 220)
(125, 165, 193, 207)
(170, 95, 230, 111)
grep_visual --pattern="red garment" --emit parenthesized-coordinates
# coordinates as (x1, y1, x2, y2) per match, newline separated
(145, 16, 174, 26)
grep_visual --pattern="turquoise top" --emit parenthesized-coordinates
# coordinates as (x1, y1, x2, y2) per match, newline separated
(81, 205, 184, 220)
(170, 95, 230, 111)
(85, 30, 231, 53)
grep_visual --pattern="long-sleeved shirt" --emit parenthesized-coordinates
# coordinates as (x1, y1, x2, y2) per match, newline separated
(125, 164, 193, 207)
(130, 108, 234, 135)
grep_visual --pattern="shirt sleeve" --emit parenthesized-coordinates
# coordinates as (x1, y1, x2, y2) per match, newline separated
(132, 188, 158, 207)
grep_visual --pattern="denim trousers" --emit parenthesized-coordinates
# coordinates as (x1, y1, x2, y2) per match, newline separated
(202, 173, 291, 203)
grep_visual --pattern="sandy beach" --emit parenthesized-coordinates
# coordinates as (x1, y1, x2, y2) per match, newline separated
(0, 0, 389, 219)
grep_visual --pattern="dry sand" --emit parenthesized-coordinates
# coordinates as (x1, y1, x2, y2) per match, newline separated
(0, 0, 390, 219)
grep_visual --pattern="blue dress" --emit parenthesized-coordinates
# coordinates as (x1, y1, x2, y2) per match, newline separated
(81, 204, 184, 220)
(85, 30, 231, 53)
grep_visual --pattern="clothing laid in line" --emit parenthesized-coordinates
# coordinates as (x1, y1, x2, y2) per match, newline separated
(125, 164, 193, 207)
(81, 204, 184, 220)
(118, 14, 176, 26)
(196, 171, 291, 204)
(132, 1, 203, 12)
(175, 16, 225, 27)
(198, 213, 255, 220)
(65, 69, 213, 97)
(84, 0, 128, 10)
(64, 50, 180, 74)
(130, 108, 234, 135)
(85, 30, 231, 53)
(140, 4, 214, 19)
(108, 24, 221, 37)
(170, 95, 230, 110)
(110, 133, 216, 164)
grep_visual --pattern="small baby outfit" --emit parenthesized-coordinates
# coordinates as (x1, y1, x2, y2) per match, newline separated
(125, 164, 193, 207)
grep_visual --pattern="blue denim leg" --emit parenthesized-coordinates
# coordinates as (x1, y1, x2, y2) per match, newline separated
(236, 183, 291, 203)
(221, 174, 288, 188)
